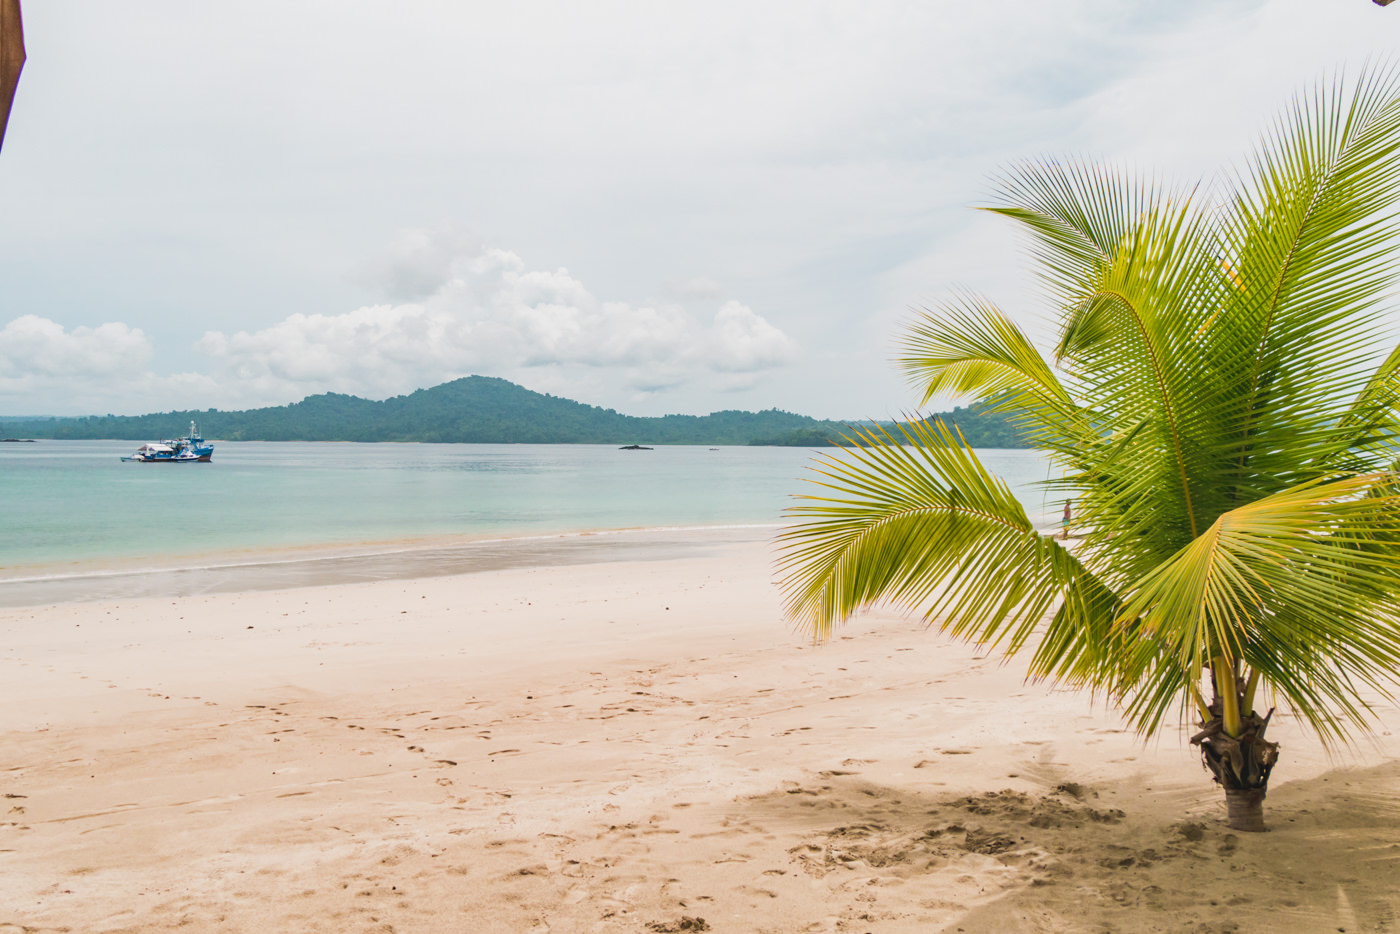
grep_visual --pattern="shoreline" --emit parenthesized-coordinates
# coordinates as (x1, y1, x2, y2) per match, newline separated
(0, 523, 779, 608)
(6, 540, 1397, 931)
(2, 512, 1068, 611)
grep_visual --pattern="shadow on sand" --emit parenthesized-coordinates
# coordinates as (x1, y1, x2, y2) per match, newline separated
(735, 760, 1400, 933)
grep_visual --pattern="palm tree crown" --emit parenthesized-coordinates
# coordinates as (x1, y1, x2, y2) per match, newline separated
(778, 68, 1400, 830)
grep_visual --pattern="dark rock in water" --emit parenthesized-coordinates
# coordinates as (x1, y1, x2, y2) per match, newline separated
(1, 438, 35, 442)
(619, 444, 653, 450)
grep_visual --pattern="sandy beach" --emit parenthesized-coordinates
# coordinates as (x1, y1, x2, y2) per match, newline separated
(3, 527, 1400, 933)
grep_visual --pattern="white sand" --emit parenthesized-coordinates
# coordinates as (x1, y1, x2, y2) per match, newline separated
(3, 529, 1399, 933)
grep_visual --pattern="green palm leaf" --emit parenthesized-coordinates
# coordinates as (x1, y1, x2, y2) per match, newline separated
(778, 420, 1076, 649)
(896, 294, 1090, 447)
(1111, 473, 1400, 738)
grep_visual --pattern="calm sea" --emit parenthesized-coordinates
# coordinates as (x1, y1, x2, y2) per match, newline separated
(0, 440, 1053, 605)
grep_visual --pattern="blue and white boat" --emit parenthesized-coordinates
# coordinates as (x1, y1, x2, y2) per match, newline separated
(120, 422, 214, 463)
(181, 422, 215, 461)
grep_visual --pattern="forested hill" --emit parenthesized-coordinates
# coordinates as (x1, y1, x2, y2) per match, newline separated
(3, 376, 1030, 447)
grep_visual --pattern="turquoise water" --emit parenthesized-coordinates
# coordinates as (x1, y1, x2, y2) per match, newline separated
(0, 440, 1055, 579)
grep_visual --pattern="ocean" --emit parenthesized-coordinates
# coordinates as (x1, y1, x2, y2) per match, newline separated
(0, 440, 1054, 605)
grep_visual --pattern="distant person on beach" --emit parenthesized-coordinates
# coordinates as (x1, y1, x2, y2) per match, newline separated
(1061, 500, 1072, 539)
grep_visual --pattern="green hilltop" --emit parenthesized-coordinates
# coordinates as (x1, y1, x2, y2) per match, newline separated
(4, 376, 1029, 447)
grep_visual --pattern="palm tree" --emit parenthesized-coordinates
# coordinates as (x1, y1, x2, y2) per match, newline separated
(778, 69, 1400, 832)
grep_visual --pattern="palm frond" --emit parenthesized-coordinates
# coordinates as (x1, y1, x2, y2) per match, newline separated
(896, 294, 1091, 446)
(777, 419, 1074, 648)
(1213, 65, 1400, 487)
(1112, 473, 1400, 737)
(1337, 339, 1400, 465)
(983, 158, 1146, 305)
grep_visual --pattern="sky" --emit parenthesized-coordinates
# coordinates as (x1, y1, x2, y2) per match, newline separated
(0, 0, 1396, 420)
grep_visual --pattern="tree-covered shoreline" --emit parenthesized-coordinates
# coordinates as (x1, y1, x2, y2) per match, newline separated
(2, 376, 1029, 448)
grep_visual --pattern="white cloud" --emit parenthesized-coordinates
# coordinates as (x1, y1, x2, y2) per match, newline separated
(0, 315, 221, 414)
(708, 301, 798, 373)
(0, 232, 800, 414)
(193, 231, 798, 406)
(360, 224, 482, 303)
(0, 315, 151, 380)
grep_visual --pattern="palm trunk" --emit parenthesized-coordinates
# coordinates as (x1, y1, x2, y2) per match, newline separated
(1192, 667, 1279, 832)
(1225, 788, 1267, 832)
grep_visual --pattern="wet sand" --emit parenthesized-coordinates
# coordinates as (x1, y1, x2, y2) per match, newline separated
(0, 526, 770, 608)
(3, 531, 1399, 932)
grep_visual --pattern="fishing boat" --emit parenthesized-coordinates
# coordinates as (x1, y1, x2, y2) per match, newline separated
(121, 442, 178, 463)
(181, 422, 215, 461)
(120, 422, 214, 463)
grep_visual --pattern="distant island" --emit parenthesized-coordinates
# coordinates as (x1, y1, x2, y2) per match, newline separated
(0, 376, 1030, 448)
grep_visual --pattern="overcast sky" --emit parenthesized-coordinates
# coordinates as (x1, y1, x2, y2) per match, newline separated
(0, 1, 1395, 419)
